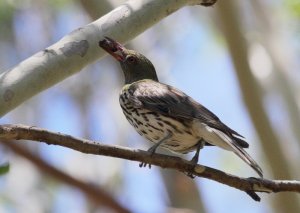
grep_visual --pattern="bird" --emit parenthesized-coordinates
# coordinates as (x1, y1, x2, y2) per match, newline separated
(99, 37, 263, 178)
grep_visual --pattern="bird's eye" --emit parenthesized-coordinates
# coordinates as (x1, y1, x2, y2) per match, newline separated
(126, 56, 137, 64)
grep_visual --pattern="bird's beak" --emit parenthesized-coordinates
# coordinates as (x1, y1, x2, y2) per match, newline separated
(99, 37, 126, 62)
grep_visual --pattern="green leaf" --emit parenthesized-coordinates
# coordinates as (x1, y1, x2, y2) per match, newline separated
(0, 163, 9, 176)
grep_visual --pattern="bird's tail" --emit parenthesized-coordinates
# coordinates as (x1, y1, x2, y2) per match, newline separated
(211, 128, 263, 178)
(230, 142, 263, 178)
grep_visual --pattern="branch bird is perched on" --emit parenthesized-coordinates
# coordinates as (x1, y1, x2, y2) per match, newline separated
(99, 37, 263, 178)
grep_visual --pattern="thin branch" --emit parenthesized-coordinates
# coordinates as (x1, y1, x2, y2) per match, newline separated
(0, 124, 299, 202)
(0, 0, 217, 117)
(0, 141, 130, 213)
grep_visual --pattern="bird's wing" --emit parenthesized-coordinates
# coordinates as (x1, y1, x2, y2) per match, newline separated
(127, 80, 249, 148)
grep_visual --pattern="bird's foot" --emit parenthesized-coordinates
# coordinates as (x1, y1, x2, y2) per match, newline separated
(139, 162, 151, 168)
(139, 133, 172, 169)
(186, 169, 196, 179)
(185, 154, 198, 178)
(186, 140, 205, 178)
(138, 146, 156, 168)
(186, 160, 198, 179)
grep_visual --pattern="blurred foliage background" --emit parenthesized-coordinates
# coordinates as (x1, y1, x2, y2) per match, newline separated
(1, 0, 300, 212)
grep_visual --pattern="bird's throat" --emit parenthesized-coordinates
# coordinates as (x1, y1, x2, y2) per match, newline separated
(123, 69, 159, 85)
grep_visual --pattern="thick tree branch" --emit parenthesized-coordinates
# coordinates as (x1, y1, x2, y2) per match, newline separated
(0, 0, 217, 117)
(0, 141, 130, 213)
(0, 124, 299, 202)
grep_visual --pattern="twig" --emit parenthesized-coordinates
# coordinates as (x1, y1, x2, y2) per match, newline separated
(1, 124, 299, 202)
(0, 140, 131, 213)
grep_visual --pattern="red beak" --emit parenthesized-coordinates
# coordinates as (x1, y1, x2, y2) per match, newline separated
(99, 37, 126, 61)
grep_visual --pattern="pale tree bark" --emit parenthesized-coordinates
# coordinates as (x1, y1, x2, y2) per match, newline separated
(0, 0, 216, 117)
(215, 0, 300, 212)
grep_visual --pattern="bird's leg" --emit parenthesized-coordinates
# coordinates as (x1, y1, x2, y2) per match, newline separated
(139, 132, 172, 168)
(148, 133, 172, 155)
(190, 139, 205, 165)
(187, 138, 205, 178)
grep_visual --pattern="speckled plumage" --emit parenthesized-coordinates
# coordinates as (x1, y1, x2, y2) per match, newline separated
(120, 81, 200, 154)
(99, 37, 263, 177)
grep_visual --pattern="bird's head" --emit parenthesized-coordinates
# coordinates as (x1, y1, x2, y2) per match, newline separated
(99, 37, 158, 84)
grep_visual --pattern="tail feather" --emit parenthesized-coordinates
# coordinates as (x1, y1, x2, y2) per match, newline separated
(212, 128, 263, 178)
(232, 135, 249, 148)
(231, 143, 263, 178)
